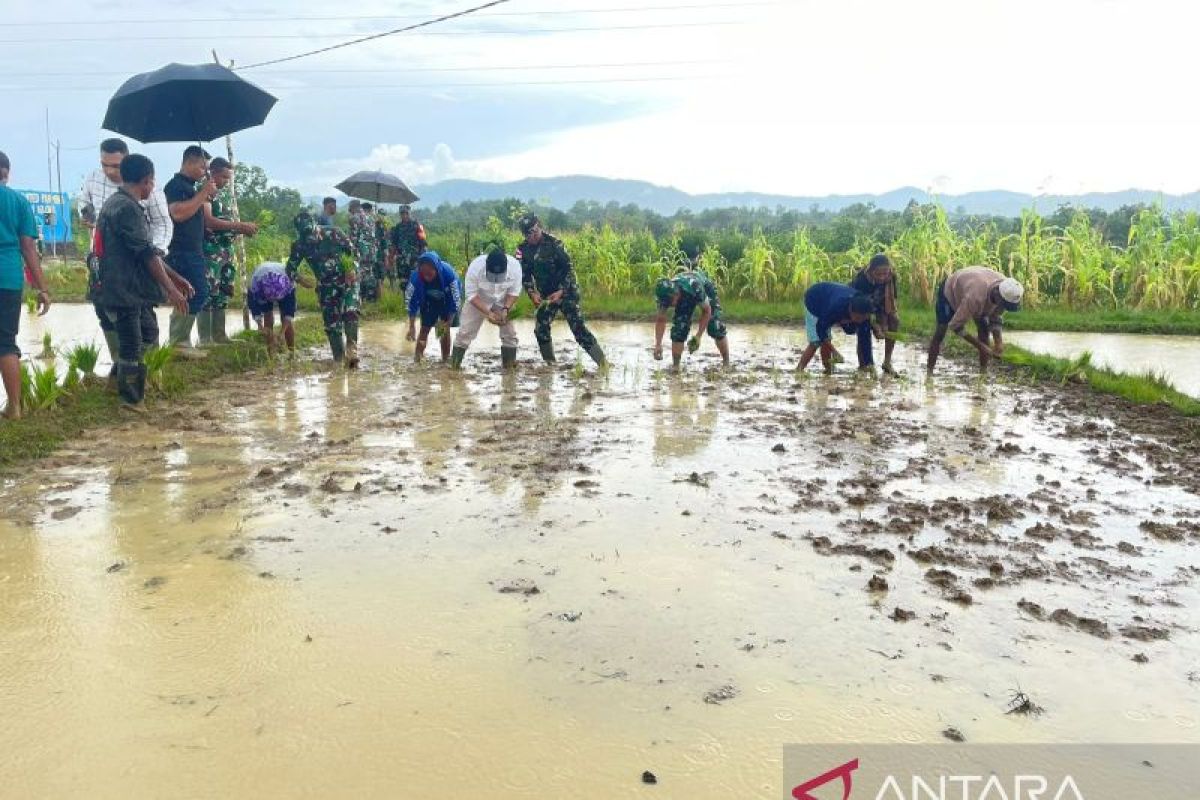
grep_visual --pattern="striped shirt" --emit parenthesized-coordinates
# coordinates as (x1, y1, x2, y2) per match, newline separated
(79, 169, 173, 256)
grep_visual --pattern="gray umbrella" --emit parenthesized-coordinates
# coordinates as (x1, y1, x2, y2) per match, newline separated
(335, 170, 419, 205)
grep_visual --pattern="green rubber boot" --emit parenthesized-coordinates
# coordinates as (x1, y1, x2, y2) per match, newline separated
(449, 345, 467, 370)
(103, 329, 120, 390)
(196, 309, 214, 346)
(500, 346, 517, 370)
(585, 342, 607, 368)
(211, 308, 231, 344)
(327, 330, 345, 363)
(537, 339, 556, 364)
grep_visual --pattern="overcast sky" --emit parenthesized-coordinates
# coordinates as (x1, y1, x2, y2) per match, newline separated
(3, 0, 1197, 200)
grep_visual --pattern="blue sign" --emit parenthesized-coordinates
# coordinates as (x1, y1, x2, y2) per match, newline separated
(14, 188, 72, 245)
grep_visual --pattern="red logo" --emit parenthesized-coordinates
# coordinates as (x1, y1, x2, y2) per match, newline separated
(792, 758, 860, 800)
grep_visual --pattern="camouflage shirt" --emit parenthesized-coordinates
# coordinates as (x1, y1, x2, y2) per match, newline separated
(349, 210, 377, 264)
(286, 226, 358, 287)
(518, 232, 578, 297)
(390, 219, 426, 259)
(661, 270, 717, 315)
(204, 191, 235, 254)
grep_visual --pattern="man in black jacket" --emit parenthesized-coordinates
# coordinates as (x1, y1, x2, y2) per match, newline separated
(95, 154, 191, 410)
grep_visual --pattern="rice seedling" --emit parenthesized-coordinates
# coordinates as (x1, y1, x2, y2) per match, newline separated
(25, 362, 65, 411)
(39, 332, 54, 359)
(65, 342, 101, 377)
(143, 346, 175, 393)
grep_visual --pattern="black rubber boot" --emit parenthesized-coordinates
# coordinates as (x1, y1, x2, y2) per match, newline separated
(585, 342, 607, 367)
(538, 339, 556, 364)
(449, 345, 466, 369)
(500, 346, 517, 370)
(117, 363, 147, 411)
(327, 330, 345, 363)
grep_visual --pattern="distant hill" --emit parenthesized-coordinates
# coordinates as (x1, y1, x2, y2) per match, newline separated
(409, 175, 1200, 217)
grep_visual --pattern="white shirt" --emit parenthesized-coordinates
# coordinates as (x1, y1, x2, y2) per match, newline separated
(464, 253, 522, 308)
(78, 168, 174, 255)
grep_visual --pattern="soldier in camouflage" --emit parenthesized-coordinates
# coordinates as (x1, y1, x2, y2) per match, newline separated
(195, 158, 257, 346)
(286, 209, 362, 367)
(517, 214, 605, 367)
(348, 200, 379, 302)
(653, 270, 730, 368)
(366, 204, 389, 294)
(389, 206, 426, 289)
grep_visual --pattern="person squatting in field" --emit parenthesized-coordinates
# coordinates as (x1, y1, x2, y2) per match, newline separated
(849, 253, 901, 375)
(517, 213, 606, 368)
(451, 246, 522, 370)
(797, 282, 874, 374)
(199, 157, 258, 346)
(406, 250, 463, 363)
(927, 266, 1024, 375)
(246, 261, 297, 358)
(286, 209, 361, 368)
(653, 269, 730, 368)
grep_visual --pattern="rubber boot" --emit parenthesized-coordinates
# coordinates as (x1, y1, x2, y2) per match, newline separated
(211, 308, 231, 344)
(196, 308, 214, 346)
(500, 346, 517, 370)
(585, 342, 607, 368)
(449, 345, 466, 370)
(116, 363, 147, 412)
(169, 313, 206, 358)
(103, 329, 120, 390)
(344, 321, 360, 368)
(327, 330, 345, 364)
(538, 339, 556, 364)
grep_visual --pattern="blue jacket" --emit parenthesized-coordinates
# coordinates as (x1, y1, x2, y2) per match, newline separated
(804, 282, 858, 342)
(405, 252, 463, 318)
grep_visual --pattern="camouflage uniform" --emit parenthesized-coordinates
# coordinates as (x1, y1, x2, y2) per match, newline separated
(349, 208, 379, 301)
(660, 270, 727, 343)
(518, 231, 601, 361)
(286, 210, 360, 360)
(390, 218, 426, 286)
(202, 191, 237, 311)
(374, 214, 391, 288)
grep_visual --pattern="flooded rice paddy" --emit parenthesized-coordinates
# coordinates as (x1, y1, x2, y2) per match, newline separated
(2, 319, 1199, 799)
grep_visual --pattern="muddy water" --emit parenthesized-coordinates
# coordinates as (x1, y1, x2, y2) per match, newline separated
(1007, 330, 1200, 398)
(2, 321, 1198, 799)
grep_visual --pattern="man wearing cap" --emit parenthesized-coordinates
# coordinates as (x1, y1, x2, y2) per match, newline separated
(246, 261, 297, 358)
(849, 253, 901, 375)
(451, 246, 522, 370)
(517, 213, 605, 367)
(653, 269, 729, 369)
(348, 200, 380, 302)
(405, 250, 463, 363)
(927, 266, 1023, 375)
(286, 209, 361, 367)
(389, 205, 426, 288)
(199, 157, 258, 346)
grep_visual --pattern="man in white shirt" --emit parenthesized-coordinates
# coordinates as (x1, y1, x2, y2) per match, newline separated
(450, 246, 522, 370)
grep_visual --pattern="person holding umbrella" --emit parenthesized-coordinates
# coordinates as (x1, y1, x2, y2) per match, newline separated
(163, 146, 217, 353)
(199, 157, 257, 345)
(405, 251, 462, 364)
(286, 209, 361, 368)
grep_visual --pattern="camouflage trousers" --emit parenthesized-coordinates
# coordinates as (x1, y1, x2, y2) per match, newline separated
(534, 295, 597, 350)
(318, 280, 360, 334)
(359, 264, 380, 301)
(671, 298, 727, 343)
(203, 254, 237, 311)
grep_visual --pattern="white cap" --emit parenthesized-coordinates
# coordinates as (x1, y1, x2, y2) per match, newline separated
(998, 277, 1024, 306)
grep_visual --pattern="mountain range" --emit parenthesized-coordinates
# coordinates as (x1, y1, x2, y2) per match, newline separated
(408, 175, 1200, 217)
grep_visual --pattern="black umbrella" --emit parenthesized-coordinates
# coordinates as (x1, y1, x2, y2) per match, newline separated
(335, 170, 420, 205)
(102, 62, 277, 143)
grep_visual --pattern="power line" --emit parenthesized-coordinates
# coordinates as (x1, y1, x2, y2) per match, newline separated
(0, 20, 739, 46)
(0, 2, 776, 27)
(10, 59, 723, 79)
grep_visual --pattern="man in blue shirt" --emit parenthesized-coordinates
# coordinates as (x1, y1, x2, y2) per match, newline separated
(405, 251, 462, 363)
(0, 151, 52, 420)
(797, 282, 873, 374)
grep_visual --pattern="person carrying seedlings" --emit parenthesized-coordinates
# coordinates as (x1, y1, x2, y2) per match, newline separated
(517, 213, 605, 367)
(199, 157, 258, 346)
(246, 261, 297, 358)
(796, 282, 874, 373)
(0, 150, 52, 420)
(286, 209, 361, 368)
(451, 245, 522, 370)
(652, 270, 730, 368)
(849, 253, 901, 375)
(94, 154, 191, 411)
(927, 266, 1024, 375)
(348, 200, 380, 302)
(389, 205, 427, 288)
(405, 250, 463, 363)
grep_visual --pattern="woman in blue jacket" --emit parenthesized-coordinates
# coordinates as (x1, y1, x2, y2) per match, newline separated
(405, 250, 463, 362)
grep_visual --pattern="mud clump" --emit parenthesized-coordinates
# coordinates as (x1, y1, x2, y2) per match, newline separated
(642, 771, 658, 785)
(1017, 599, 1046, 620)
(495, 579, 540, 596)
(1049, 608, 1110, 639)
(1006, 690, 1045, 717)
(924, 568, 958, 590)
(890, 608, 916, 623)
(1139, 520, 1192, 542)
(942, 727, 966, 742)
(867, 574, 889, 592)
(811, 536, 894, 567)
(1120, 624, 1169, 642)
(703, 684, 739, 705)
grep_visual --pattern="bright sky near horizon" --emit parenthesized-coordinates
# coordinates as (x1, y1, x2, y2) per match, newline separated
(3, 0, 1197, 200)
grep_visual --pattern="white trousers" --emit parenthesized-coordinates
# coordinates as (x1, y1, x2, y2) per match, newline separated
(454, 302, 518, 349)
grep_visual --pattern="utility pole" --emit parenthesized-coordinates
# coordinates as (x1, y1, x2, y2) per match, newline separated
(44, 108, 54, 257)
(214, 49, 252, 330)
(53, 139, 63, 260)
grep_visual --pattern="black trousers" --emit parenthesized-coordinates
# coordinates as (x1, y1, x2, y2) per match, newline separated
(101, 306, 159, 364)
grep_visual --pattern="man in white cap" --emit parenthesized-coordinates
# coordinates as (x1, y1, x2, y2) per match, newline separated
(450, 245, 522, 370)
(927, 266, 1024, 374)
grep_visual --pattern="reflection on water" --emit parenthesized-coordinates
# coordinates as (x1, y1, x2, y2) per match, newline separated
(1, 319, 1198, 799)
(1007, 330, 1200, 398)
